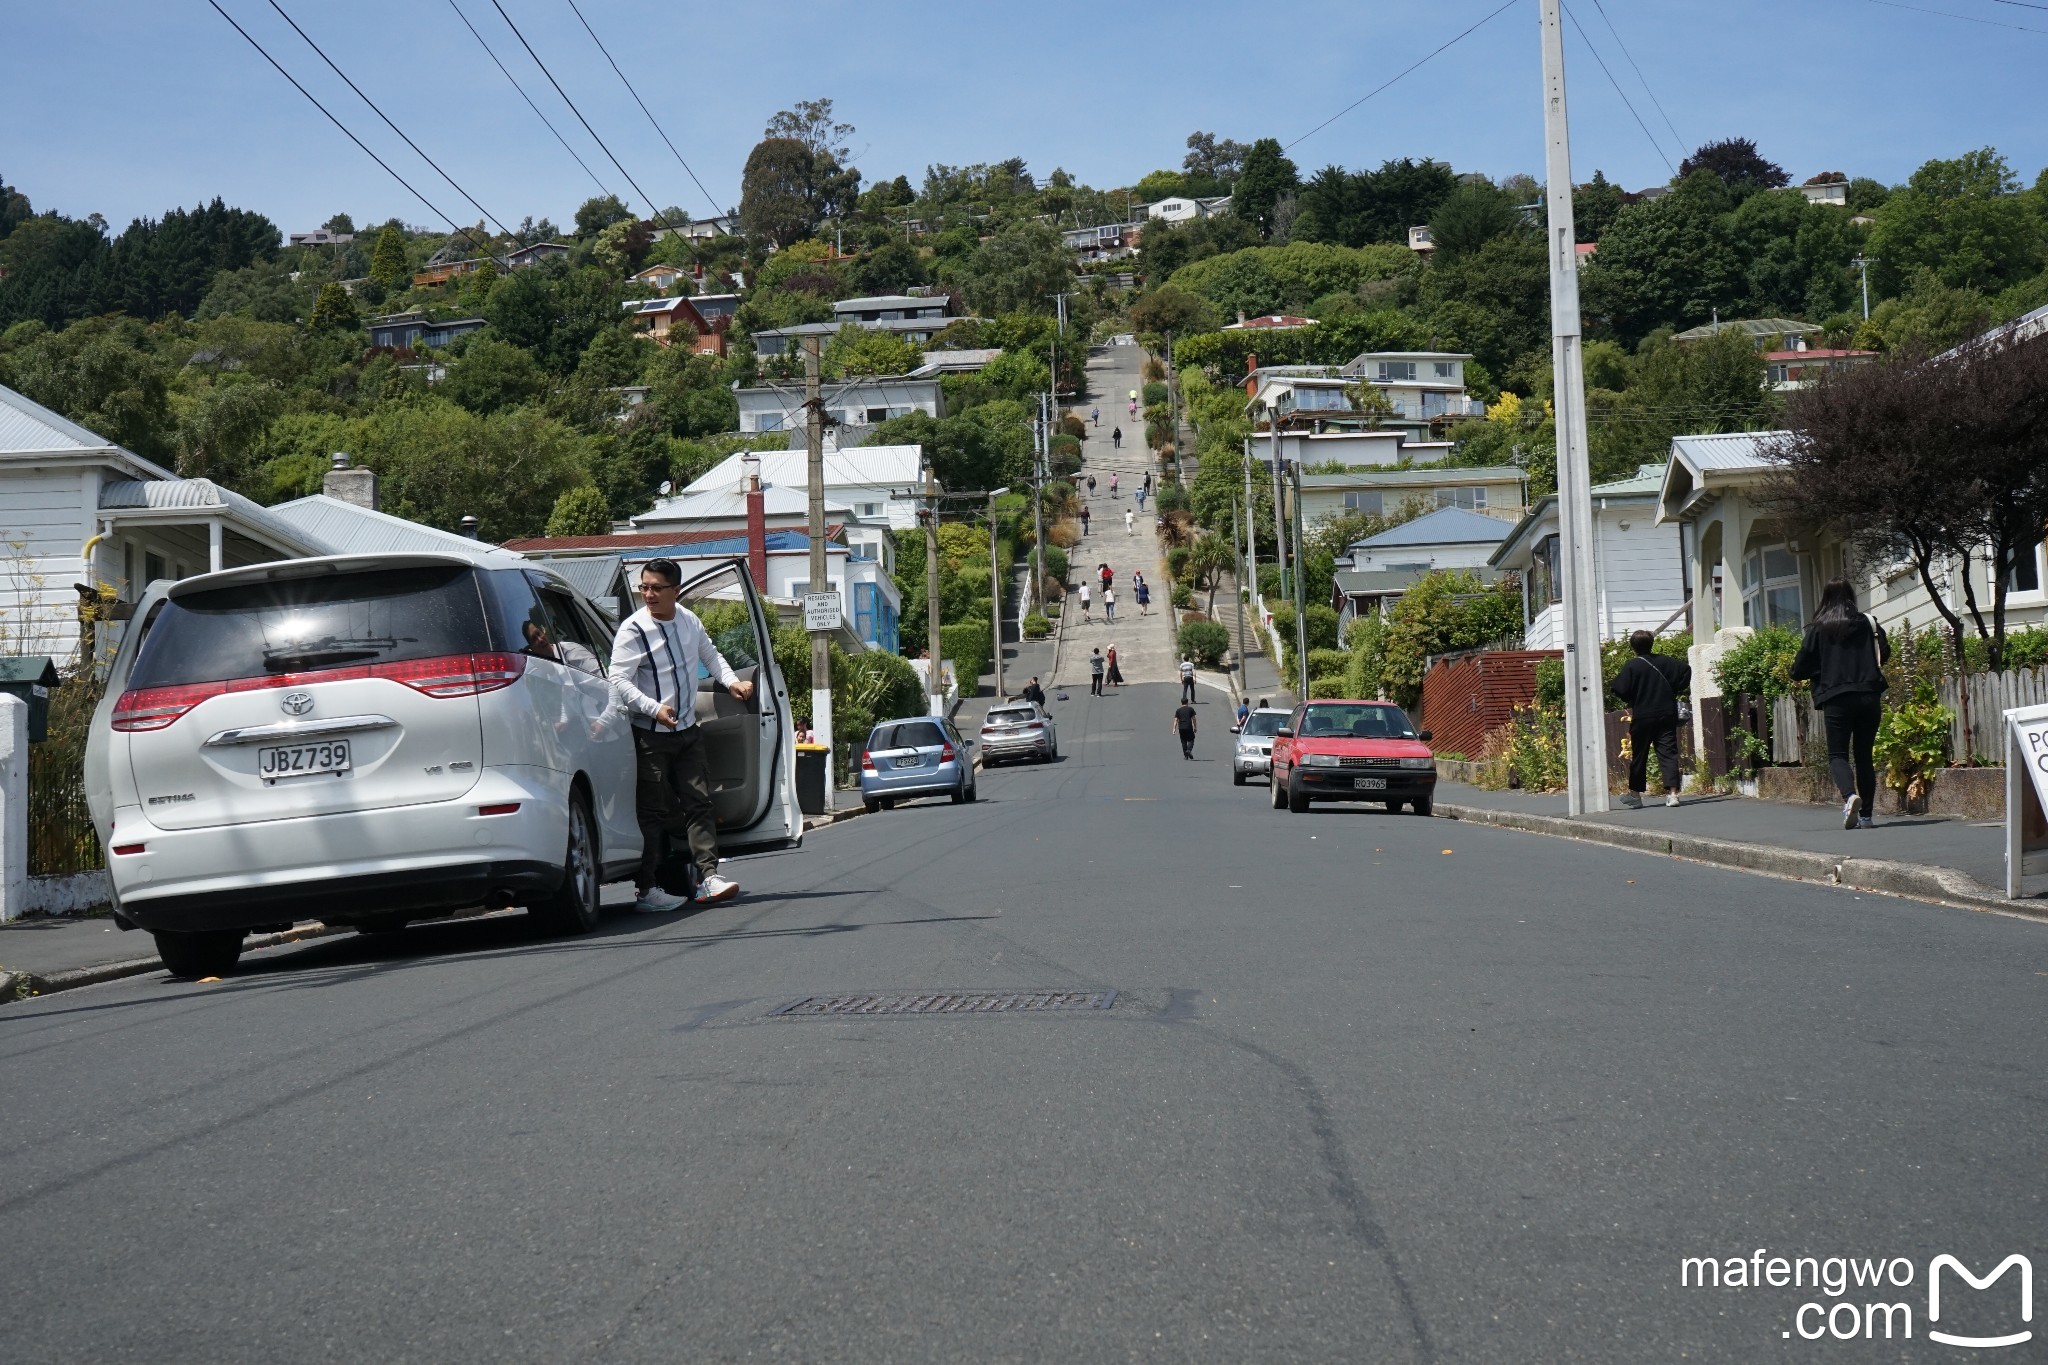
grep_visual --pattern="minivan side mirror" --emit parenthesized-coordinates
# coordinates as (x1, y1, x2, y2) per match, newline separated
(1276, 726, 1294, 738)
(1417, 730, 1433, 742)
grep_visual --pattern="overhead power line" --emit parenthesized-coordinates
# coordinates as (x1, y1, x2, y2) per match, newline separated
(1289, 0, 1522, 152)
(1862, 0, 2048, 33)
(485, 0, 695, 238)
(445, 0, 612, 199)
(1587, 0, 1687, 160)
(560, 0, 725, 221)
(1562, 3, 1675, 174)
(204, 0, 498, 262)
(264, 0, 524, 256)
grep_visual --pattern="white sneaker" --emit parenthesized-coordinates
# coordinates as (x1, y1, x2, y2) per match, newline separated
(1665, 792, 1681, 807)
(695, 874, 740, 903)
(1842, 796, 1859, 830)
(633, 887, 687, 914)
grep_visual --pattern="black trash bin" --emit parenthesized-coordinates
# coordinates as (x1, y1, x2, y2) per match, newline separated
(0, 656, 57, 743)
(795, 742, 829, 816)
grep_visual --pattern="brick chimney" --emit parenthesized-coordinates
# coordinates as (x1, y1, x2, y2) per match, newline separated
(743, 452, 767, 591)
(323, 451, 379, 510)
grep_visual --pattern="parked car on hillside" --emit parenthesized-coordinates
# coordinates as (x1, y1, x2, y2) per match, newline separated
(859, 716, 976, 810)
(85, 552, 800, 978)
(1268, 700, 1436, 815)
(1230, 707, 1290, 785)
(979, 701, 1057, 764)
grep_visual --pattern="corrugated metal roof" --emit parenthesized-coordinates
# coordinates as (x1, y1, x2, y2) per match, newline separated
(537, 554, 626, 604)
(266, 494, 522, 563)
(1352, 505, 1513, 548)
(1591, 462, 1667, 496)
(102, 479, 325, 553)
(635, 486, 854, 527)
(1301, 465, 1521, 488)
(680, 446, 924, 498)
(0, 384, 138, 458)
(1670, 431, 1788, 472)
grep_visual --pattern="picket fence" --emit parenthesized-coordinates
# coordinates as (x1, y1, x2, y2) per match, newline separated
(1939, 665, 2048, 761)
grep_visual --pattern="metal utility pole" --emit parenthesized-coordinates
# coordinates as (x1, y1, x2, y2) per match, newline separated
(987, 490, 1008, 701)
(1243, 430, 1258, 610)
(1540, 0, 1610, 815)
(1268, 405, 1286, 610)
(1232, 495, 1249, 696)
(923, 455, 944, 716)
(803, 335, 833, 764)
(1033, 393, 1048, 618)
(1289, 454, 1309, 699)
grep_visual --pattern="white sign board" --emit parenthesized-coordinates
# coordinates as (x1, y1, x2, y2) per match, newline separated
(802, 592, 841, 632)
(2005, 703, 2048, 899)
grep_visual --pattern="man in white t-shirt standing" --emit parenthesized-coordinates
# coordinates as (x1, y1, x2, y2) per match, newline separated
(609, 559, 754, 911)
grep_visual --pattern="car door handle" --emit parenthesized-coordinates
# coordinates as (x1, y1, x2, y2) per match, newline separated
(202, 714, 398, 747)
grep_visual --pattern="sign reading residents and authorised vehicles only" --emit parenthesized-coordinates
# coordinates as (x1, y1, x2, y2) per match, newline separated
(2005, 702, 2048, 898)
(802, 592, 841, 632)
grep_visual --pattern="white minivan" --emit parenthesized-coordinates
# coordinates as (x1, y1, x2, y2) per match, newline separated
(86, 552, 799, 977)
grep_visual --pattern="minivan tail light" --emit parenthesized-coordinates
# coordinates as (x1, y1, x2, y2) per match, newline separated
(112, 681, 228, 731)
(860, 750, 875, 771)
(112, 842, 146, 856)
(381, 652, 525, 697)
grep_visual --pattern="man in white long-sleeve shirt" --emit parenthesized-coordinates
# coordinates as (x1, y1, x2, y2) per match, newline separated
(609, 559, 754, 910)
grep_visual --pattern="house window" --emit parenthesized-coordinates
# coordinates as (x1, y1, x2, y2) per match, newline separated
(1532, 534, 1561, 605)
(1375, 361, 1418, 382)
(1342, 491, 1383, 516)
(145, 551, 167, 585)
(2009, 540, 2043, 594)
(1434, 487, 1486, 510)
(1433, 361, 1456, 379)
(756, 412, 785, 431)
(865, 407, 889, 423)
(858, 502, 883, 518)
(1742, 544, 1803, 628)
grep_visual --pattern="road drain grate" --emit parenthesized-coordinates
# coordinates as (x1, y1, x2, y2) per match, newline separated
(772, 990, 1117, 1017)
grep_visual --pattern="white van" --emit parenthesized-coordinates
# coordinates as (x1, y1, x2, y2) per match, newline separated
(85, 552, 799, 977)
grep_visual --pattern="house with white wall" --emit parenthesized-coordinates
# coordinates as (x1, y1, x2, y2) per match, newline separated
(636, 444, 927, 535)
(1330, 506, 1509, 629)
(1338, 351, 1488, 429)
(0, 385, 324, 665)
(1490, 464, 1683, 650)
(1300, 466, 1526, 532)
(734, 379, 944, 450)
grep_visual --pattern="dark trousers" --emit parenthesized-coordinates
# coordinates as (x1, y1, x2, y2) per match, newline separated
(1090, 673, 1104, 695)
(1179, 729, 1195, 758)
(1627, 714, 1682, 793)
(1180, 676, 1196, 703)
(1822, 691, 1883, 817)
(633, 726, 719, 889)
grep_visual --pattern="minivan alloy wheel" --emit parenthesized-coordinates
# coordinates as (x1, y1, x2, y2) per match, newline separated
(536, 795, 601, 934)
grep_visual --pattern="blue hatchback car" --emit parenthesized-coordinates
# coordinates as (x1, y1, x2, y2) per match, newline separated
(859, 716, 976, 811)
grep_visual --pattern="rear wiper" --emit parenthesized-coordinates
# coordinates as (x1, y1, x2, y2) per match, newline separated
(262, 636, 397, 672)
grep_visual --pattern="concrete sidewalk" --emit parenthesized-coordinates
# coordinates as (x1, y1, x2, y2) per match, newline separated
(1429, 778, 2040, 917)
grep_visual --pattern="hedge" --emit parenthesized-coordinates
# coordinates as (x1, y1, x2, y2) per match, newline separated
(1179, 619, 1230, 665)
(940, 619, 992, 685)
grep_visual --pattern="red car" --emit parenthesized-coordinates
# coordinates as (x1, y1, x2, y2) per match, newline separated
(1268, 700, 1437, 816)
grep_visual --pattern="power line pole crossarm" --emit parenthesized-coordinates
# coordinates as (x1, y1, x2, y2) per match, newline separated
(1540, 0, 1611, 816)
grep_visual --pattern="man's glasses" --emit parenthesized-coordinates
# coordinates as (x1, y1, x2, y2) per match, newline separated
(638, 582, 679, 594)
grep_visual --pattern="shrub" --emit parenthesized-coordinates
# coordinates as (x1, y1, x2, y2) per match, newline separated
(1179, 619, 1230, 665)
(1022, 612, 1050, 640)
(1043, 544, 1068, 582)
(1142, 381, 1169, 406)
(1308, 676, 1348, 699)
(1308, 648, 1350, 682)
(1343, 614, 1389, 699)
(1712, 626, 1803, 703)
(1153, 480, 1190, 513)
(1874, 679, 1952, 802)
(1165, 546, 1191, 581)
(1304, 605, 1340, 652)
(1048, 518, 1081, 549)
(1477, 708, 1570, 792)
(1171, 582, 1194, 609)
(1379, 570, 1523, 708)
(2002, 626, 2048, 670)
(940, 620, 992, 683)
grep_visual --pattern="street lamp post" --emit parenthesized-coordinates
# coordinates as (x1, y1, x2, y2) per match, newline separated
(987, 487, 1010, 701)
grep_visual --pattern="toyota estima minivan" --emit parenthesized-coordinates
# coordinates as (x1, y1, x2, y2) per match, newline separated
(86, 552, 800, 978)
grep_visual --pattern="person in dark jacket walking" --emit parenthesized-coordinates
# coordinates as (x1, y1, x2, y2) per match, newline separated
(1610, 630, 1691, 808)
(1790, 578, 1891, 829)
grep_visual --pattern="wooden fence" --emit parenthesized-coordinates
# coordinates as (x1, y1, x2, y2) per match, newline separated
(1939, 666, 2048, 761)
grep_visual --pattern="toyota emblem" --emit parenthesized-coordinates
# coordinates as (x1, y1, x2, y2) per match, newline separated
(280, 692, 315, 717)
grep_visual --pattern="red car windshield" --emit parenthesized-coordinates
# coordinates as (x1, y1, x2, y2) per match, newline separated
(1295, 704, 1417, 740)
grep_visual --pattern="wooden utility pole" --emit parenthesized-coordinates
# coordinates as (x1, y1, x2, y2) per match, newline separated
(1289, 454, 1309, 700)
(988, 495, 1005, 701)
(803, 335, 832, 761)
(924, 456, 944, 716)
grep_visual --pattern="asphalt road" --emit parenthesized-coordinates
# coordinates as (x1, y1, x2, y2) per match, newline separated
(4, 681, 2044, 1362)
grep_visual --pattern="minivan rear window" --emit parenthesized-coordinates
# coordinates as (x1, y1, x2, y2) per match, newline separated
(128, 566, 491, 689)
(870, 721, 946, 751)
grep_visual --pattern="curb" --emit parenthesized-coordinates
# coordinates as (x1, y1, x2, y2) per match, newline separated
(1432, 801, 2046, 922)
(4, 918, 370, 1003)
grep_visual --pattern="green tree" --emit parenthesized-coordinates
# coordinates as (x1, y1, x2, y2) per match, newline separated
(1428, 181, 1522, 259)
(368, 224, 409, 288)
(442, 334, 546, 413)
(544, 484, 613, 536)
(1232, 138, 1299, 239)
(1573, 170, 1627, 243)
(309, 281, 359, 332)
(1127, 284, 1221, 340)
(1580, 170, 1743, 343)
(1866, 148, 2043, 295)
(1677, 137, 1789, 197)
(957, 222, 1069, 317)
(573, 194, 634, 238)
(825, 321, 922, 377)
(0, 314, 176, 464)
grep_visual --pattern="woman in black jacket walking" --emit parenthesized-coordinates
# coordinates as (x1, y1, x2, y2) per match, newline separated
(1789, 579, 1891, 829)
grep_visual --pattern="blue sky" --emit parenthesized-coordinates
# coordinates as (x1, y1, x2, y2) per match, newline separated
(5, 1, 2046, 234)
